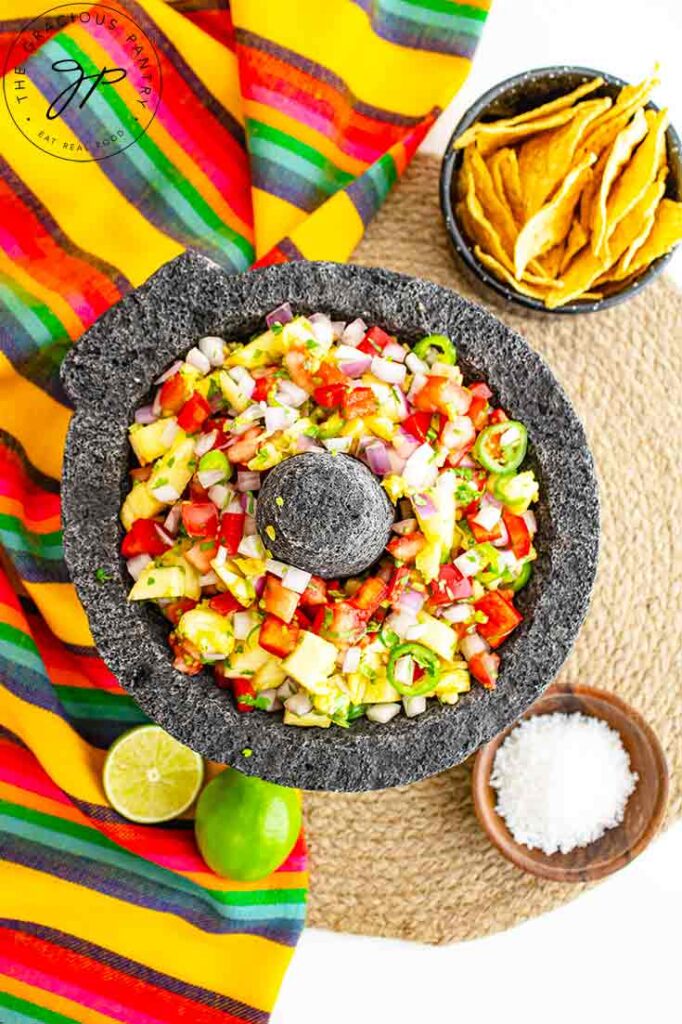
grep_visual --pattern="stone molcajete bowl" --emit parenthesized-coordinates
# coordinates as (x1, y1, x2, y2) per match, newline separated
(61, 253, 599, 792)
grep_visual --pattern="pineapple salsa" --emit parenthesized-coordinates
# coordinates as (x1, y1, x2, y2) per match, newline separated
(121, 305, 539, 728)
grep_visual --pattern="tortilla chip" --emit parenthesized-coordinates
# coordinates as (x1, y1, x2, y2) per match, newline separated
(617, 170, 666, 272)
(544, 175, 666, 307)
(610, 197, 682, 280)
(459, 182, 515, 273)
(579, 148, 608, 231)
(579, 291, 603, 300)
(514, 153, 595, 278)
(467, 147, 518, 257)
(487, 148, 525, 227)
(591, 108, 649, 256)
(603, 108, 669, 245)
(536, 241, 566, 279)
(454, 77, 606, 150)
(456, 106, 581, 158)
(517, 98, 611, 217)
(560, 220, 588, 273)
(580, 74, 659, 156)
(473, 246, 560, 301)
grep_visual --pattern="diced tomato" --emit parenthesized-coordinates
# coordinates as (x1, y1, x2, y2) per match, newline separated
(182, 501, 219, 539)
(209, 592, 242, 616)
(469, 381, 493, 400)
(226, 426, 263, 465)
(129, 466, 152, 483)
(386, 531, 426, 563)
(252, 369, 277, 403)
(349, 576, 388, 617)
(310, 605, 327, 635)
(358, 325, 392, 355)
(413, 377, 472, 417)
(163, 598, 197, 625)
(121, 518, 172, 558)
(284, 350, 315, 393)
(429, 564, 473, 605)
(342, 387, 377, 419)
(502, 508, 532, 559)
(387, 565, 412, 603)
(186, 539, 219, 574)
(299, 576, 328, 608)
(177, 392, 211, 433)
(259, 614, 300, 657)
(315, 362, 347, 387)
(466, 510, 504, 544)
(263, 575, 301, 624)
(490, 408, 508, 425)
(319, 601, 367, 645)
(233, 677, 256, 712)
(313, 383, 346, 409)
(159, 372, 189, 414)
(402, 411, 433, 443)
(469, 651, 500, 689)
(293, 606, 314, 630)
(218, 511, 245, 554)
(189, 479, 210, 502)
(474, 591, 523, 648)
(169, 632, 202, 675)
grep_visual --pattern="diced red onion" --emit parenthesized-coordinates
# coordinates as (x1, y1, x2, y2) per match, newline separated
(441, 416, 475, 451)
(154, 360, 183, 385)
(275, 380, 309, 407)
(134, 404, 157, 425)
(492, 518, 510, 548)
(233, 611, 255, 639)
(310, 313, 334, 348)
(266, 302, 293, 328)
(198, 336, 225, 367)
(185, 347, 211, 375)
(296, 433, 323, 453)
(392, 517, 418, 535)
(340, 357, 371, 378)
(202, 651, 227, 662)
(383, 341, 406, 363)
(473, 500, 502, 532)
(523, 510, 538, 535)
(384, 610, 417, 637)
(226, 496, 243, 514)
(208, 483, 232, 510)
(153, 523, 174, 549)
(243, 514, 258, 536)
(160, 418, 179, 447)
(393, 655, 414, 687)
(237, 470, 261, 492)
(365, 441, 391, 476)
(126, 553, 152, 580)
(403, 443, 438, 490)
(238, 533, 265, 558)
(331, 320, 345, 340)
(397, 588, 426, 614)
(199, 570, 219, 587)
(194, 430, 217, 457)
(412, 492, 437, 518)
(371, 356, 406, 385)
(403, 695, 426, 717)
(393, 428, 421, 459)
(458, 454, 477, 468)
(366, 703, 400, 724)
(407, 373, 427, 405)
(285, 693, 312, 716)
(152, 389, 163, 417)
(460, 632, 490, 661)
(387, 447, 407, 475)
(228, 366, 255, 398)
(257, 688, 283, 712)
(198, 468, 227, 489)
(342, 646, 362, 673)
(163, 503, 183, 536)
(150, 483, 180, 503)
(389, 385, 409, 421)
(453, 549, 483, 577)
(341, 317, 367, 347)
(265, 406, 289, 432)
(265, 558, 287, 577)
(322, 437, 352, 453)
(282, 565, 312, 594)
(214, 546, 228, 567)
(441, 602, 474, 624)
(335, 344, 365, 363)
(405, 623, 427, 641)
(405, 352, 428, 375)
(277, 679, 296, 701)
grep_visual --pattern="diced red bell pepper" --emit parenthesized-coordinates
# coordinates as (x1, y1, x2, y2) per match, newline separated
(466, 510, 504, 545)
(185, 540, 219, 574)
(169, 632, 202, 675)
(386, 531, 426, 563)
(299, 575, 328, 607)
(473, 591, 523, 649)
(159, 372, 190, 414)
(387, 565, 412, 604)
(121, 518, 172, 558)
(284, 350, 316, 393)
(263, 575, 301, 624)
(402, 411, 433, 443)
(413, 377, 472, 417)
(252, 369, 277, 403)
(232, 677, 257, 712)
(502, 508, 532, 559)
(429, 564, 473, 606)
(259, 614, 300, 657)
(182, 501, 219, 539)
(177, 392, 211, 433)
(189, 479, 210, 502)
(218, 511, 245, 555)
(315, 362, 347, 387)
(163, 597, 197, 625)
(313, 383, 346, 409)
(293, 606, 314, 630)
(468, 395, 489, 431)
(490, 408, 508, 425)
(319, 601, 367, 645)
(358, 325, 392, 355)
(342, 387, 377, 419)
(209, 592, 242, 616)
(468, 651, 500, 689)
(349, 576, 388, 617)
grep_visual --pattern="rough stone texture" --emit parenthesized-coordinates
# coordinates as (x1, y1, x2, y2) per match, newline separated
(256, 452, 394, 578)
(440, 66, 682, 315)
(61, 253, 599, 791)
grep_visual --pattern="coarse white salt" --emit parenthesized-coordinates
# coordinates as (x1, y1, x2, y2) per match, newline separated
(490, 712, 638, 856)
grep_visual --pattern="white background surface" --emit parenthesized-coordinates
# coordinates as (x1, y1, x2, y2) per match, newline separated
(273, 2, 682, 1022)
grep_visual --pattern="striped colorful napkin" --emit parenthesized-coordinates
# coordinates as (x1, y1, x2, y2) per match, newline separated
(0, 1, 490, 1021)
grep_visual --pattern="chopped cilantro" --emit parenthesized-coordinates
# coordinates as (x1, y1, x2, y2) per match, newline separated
(200, 540, 215, 550)
(95, 567, 112, 583)
(305, 339, 318, 350)
(147, 576, 156, 585)
(154, 477, 168, 487)
(270, 322, 284, 335)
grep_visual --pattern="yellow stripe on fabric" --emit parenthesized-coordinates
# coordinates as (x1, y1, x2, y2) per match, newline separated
(0, 687, 107, 805)
(252, 189, 307, 256)
(23, 582, 94, 648)
(247, 101, 367, 178)
(232, 0, 471, 117)
(1, 862, 293, 1013)
(1, 974, 116, 1024)
(0, 253, 83, 341)
(0, 601, 32, 635)
(0, 781, 89, 826)
(0, 128, 182, 291)
(289, 191, 365, 262)
(0, 354, 70, 480)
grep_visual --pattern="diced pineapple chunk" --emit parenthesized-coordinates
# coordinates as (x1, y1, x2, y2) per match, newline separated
(361, 674, 401, 704)
(121, 482, 164, 530)
(176, 606, 234, 658)
(225, 330, 284, 368)
(283, 710, 331, 728)
(129, 418, 177, 465)
(436, 664, 471, 704)
(252, 656, 288, 692)
(211, 561, 255, 606)
(312, 686, 351, 718)
(148, 432, 196, 501)
(282, 316, 328, 351)
(128, 565, 190, 601)
(217, 369, 250, 412)
(415, 539, 443, 583)
(282, 631, 337, 692)
(222, 644, 271, 679)
(417, 611, 457, 661)
(247, 442, 284, 471)
(364, 415, 396, 441)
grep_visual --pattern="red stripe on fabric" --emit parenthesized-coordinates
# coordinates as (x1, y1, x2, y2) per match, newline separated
(0, 448, 61, 523)
(0, 739, 77, 807)
(25, 612, 124, 694)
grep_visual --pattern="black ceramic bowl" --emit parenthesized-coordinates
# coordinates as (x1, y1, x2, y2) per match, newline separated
(440, 66, 682, 314)
(61, 254, 599, 791)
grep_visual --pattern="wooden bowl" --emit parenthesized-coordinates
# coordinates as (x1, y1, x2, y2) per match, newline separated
(472, 684, 669, 882)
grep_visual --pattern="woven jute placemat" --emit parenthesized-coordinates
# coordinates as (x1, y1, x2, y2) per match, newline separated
(303, 153, 682, 945)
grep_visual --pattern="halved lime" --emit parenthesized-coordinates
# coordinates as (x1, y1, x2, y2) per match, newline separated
(103, 725, 204, 823)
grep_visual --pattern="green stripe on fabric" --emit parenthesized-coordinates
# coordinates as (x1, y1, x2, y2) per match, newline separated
(0, 621, 41, 659)
(0, 279, 66, 348)
(381, 0, 484, 34)
(401, 0, 489, 22)
(49, 37, 253, 268)
(0, 514, 63, 560)
(0, 991, 80, 1024)
(247, 120, 354, 191)
(53, 684, 147, 722)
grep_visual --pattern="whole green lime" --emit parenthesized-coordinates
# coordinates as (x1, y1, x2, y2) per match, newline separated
(195, 767, 302, 881)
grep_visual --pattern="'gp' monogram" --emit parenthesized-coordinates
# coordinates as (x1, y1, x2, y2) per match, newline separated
(46, 58, 127, 120)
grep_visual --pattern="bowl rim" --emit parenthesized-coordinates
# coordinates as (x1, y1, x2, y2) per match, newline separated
(439, 64, 682, 315)
(61, 253, 600, 791)
(471, 683, 670, 881)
